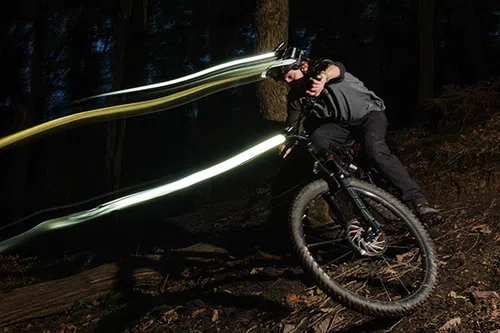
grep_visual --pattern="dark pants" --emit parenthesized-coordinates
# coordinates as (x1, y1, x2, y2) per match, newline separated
(310, 111, 426, 204)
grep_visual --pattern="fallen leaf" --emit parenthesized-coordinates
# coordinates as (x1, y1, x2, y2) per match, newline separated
(60, 323, 76, 331)
(212, 309, 219, 322)
(438, 261, 448, 267)
(283, 324, 296, 333)
(492, 310, 500, 319)
(134, 319, 154, 332)
(162, 309, 178, 324)
(191, 308, 206, 318)
(384, 268, 397, 275)
(320, 307, 336, 313)
(313, 317, 333, 333)
(471, 224, 492, 234)
(287, 294, 299, 304)
(396, 251, 413, 263)
(438, 317, 461, 331)
(471, 291, 499, 303)
(250, 267, 264, 275)
(315, 288, 323, 295)
(448, 291, 468, 300)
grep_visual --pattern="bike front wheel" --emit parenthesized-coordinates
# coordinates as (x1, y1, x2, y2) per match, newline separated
(290, 178, 437, 317)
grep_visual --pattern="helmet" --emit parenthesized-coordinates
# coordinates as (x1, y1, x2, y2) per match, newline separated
(265, 45, 309, 81)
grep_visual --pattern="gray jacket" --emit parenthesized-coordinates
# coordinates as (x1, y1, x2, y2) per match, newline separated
(286, 60, 385, 131)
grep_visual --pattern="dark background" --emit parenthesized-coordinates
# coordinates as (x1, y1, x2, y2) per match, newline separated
(0, 0, 499, 247)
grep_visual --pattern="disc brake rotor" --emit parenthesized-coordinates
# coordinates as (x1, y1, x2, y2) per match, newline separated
(347, 219, 387, 256)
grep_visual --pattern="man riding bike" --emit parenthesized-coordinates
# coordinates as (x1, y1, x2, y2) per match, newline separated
(267, 46, 441, 224)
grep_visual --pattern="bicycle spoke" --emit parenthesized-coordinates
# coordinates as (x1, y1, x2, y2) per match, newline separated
(382, 257, 411, 295)
(381, 254, 423, 272)
(322, 249, 355, 267)
(291, 178, 436, 314)
(386, 245, 417, 250)
(380, 277, 392, 301)
(303, 215, 338, 229)
(307, 238, 345, 250)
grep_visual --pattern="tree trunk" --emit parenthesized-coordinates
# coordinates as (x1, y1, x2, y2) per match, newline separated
(417, 0, 435, 105)
(21, 0, 47, 219)
(106, 0, 148, 199)
(462, 0, 482, 83)
(106, 0, 133, 199)
(0, 263, 163, 328)
(255, 0, 289, 121)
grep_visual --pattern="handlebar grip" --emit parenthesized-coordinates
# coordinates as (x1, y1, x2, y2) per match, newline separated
(312, 73, 323, 81)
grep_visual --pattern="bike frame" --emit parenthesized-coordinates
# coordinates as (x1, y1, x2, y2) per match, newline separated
(283, 127, 383, 236)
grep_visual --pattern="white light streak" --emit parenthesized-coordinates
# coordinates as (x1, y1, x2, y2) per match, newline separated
(83, 52, 278, 99)
(0, 134, 286, 253)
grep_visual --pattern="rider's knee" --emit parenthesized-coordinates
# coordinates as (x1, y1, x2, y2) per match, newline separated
(364, 139, 391, 160)
(310, 132, 329, 151)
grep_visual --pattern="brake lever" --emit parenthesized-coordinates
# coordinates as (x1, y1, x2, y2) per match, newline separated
(273, 42, 285, 53)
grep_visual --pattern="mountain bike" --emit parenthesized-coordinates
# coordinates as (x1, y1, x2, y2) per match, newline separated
(281, 96, 437, 317)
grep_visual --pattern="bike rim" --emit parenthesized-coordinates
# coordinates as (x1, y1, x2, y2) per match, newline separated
(297, 184, 434, 307)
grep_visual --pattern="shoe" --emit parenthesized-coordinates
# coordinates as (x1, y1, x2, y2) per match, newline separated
(414, 202, 440, 220)
(414, 202, 443, 238)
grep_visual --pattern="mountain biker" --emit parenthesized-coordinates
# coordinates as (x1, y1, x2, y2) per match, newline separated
(267, 46, 442, 223)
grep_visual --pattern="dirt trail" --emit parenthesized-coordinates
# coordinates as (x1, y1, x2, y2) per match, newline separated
(1, 111, 500, 333)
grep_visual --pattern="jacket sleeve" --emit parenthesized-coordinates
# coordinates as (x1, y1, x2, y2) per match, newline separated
(313, 59, 346, 82)
(285, 93, 302, 129)
(330, 61, 346, 82)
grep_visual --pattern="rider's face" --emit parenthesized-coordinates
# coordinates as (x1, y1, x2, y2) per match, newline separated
(284, 61, 309, 89)
(284, 68, 304, 84)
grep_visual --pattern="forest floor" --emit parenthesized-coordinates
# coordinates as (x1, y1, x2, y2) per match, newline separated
(1, 106, 500, 332)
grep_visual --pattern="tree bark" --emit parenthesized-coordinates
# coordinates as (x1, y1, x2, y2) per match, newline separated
(0, 263, 163, 328)
(255, 0, 289, 121)
(417, 0, 435, 105)
(106, 0, 133, 197)
(462, 0, 482, 82)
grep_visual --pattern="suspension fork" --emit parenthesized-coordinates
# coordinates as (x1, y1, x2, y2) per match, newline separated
(338, 175, 382, 234)
(310, 145, 382, 235)
(315, 151, 382, 235)
(322, 192, 349, 229)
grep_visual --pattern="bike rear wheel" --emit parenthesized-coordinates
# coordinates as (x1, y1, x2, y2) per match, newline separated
(289, 178, 437, 317)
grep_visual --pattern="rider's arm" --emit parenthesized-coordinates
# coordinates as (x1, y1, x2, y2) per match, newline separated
(307, 60, 346, 96)
(317, 60, 346, 83)
(281, 98, 301, 158)
(285, 93, 302, 129)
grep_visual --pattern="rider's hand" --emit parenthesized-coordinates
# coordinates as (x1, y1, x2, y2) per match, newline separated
(306, 73, 327, 96)
(279, 144, 293, 159)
